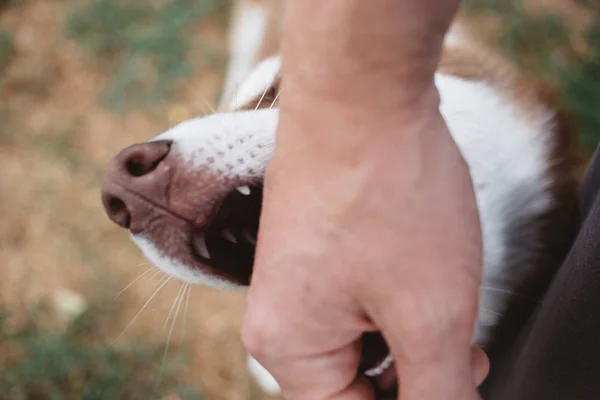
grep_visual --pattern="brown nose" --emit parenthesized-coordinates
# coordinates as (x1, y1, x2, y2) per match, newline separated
(101, 140, 172, 230)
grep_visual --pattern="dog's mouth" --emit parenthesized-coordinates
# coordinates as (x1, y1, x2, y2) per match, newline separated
(189, 183, 263, 285)
(101, 136, 399, 392)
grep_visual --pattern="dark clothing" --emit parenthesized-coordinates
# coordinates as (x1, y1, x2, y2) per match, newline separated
(482, 146, 600, 400)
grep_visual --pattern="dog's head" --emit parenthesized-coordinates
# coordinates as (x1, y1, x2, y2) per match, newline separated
(101, 57, 282, 289)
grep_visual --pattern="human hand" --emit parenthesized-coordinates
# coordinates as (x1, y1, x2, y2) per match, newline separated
(242, 1, 486, 399)
(242, 88, 487, 398)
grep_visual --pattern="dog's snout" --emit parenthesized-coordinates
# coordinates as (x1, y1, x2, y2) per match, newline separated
(101, 140, 172, 230)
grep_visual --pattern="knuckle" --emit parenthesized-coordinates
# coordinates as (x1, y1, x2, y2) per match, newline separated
(393, 291, 478, 350)
(241, 306, 280, 359)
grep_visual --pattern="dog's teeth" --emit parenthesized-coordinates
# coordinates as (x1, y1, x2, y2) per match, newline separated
(243, 231, 257, 245)
(195, 235, 211, 259)
(364, 353, 394, 377)
(222, 230, 238, 243)
(237, 185, 251, 195)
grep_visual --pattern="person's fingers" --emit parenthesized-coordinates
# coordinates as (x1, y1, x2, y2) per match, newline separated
(242, 325, 374, 399)
(242, 293, 374, 400)
(398, 343, 477, 399)
(365, 287, 481, 399)
(328, 376, 375, 400)
(472, 347, 490, 386)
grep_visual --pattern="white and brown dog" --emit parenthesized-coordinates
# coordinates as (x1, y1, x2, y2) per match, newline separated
(100, 0, 581, 396)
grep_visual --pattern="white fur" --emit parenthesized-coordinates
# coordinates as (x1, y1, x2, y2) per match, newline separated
(444, 21, 470, 47)
(230, 55, 281, 111)
(152, 109, 279, 180)
(433, 72, 553, 343)
(131, 235, 244, 290)
(219, 3, 270, 110)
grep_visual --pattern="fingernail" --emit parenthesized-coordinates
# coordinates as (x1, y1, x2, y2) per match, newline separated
(472, 347, 490, 386)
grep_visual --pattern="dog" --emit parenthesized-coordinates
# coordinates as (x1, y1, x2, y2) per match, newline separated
(100, 1, 581, 396)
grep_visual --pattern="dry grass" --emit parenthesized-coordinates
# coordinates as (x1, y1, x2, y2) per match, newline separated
(0, 0, 276, 399)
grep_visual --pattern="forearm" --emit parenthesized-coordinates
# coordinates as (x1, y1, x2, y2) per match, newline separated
(272, 0, 463, 192)
(279, 0, 461, 120)
(248, 3, 482, 398)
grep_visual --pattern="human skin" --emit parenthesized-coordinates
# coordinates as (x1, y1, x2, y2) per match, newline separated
(242, 0, 488, 399)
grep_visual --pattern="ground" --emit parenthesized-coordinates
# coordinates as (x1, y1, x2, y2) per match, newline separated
(0, 1, 271, 399)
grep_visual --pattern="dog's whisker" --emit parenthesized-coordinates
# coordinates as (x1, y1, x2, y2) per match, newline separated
(141, 269, 165, 290)
(136, 260, 153, 267)
(244, 87, 280, 146)
(480, 285, 537, 301)
(181, 283, 193, 341)
(192, 101, 209, 118)
(199, 97, 217, 115)
(150, 269, 166, 283)
(254, 79, 272, 111)
(269, 90, 280, 109)
(164, 281, 187, 329)
(481, 308, 505, 317)
(110, 276, 172, 347)
(161, 100, 176, 129)
(113, 267, 157, 300)
(244, 78, 279, 137)
(234, 43, 240, 111)
(156, 281, 187, 389)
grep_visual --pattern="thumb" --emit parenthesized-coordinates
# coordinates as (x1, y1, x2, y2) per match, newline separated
(394, 334, 479, 400)
(327, 377, 376, 400)
(242, 296, 377, 400)
(244, 329, 377, 400)
(472, 346, 490, 387)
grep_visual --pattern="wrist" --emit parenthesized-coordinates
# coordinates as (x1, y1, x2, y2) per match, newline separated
(274, 78, 445, 165)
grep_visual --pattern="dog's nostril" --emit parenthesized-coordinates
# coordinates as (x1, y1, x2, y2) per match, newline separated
(127, 155, 154, 177)
(101, 140, 171, 230)
(123, 141, 171, 177)
(104, 195, 131, 229)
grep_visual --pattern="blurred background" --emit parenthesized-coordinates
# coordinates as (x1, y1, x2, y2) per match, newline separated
(0, 0, 599, 399)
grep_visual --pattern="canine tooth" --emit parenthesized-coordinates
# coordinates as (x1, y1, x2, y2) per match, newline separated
(195, 235, 211, 259)
(222, 230, 238, 243)
(237, 185, 251, 195)
(364, 353, 394, 377)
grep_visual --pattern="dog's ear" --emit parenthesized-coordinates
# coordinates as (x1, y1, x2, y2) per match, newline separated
(238, 74, 281, 111)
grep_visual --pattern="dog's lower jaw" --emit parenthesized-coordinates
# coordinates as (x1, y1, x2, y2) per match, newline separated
(132, 235, 246, 290)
